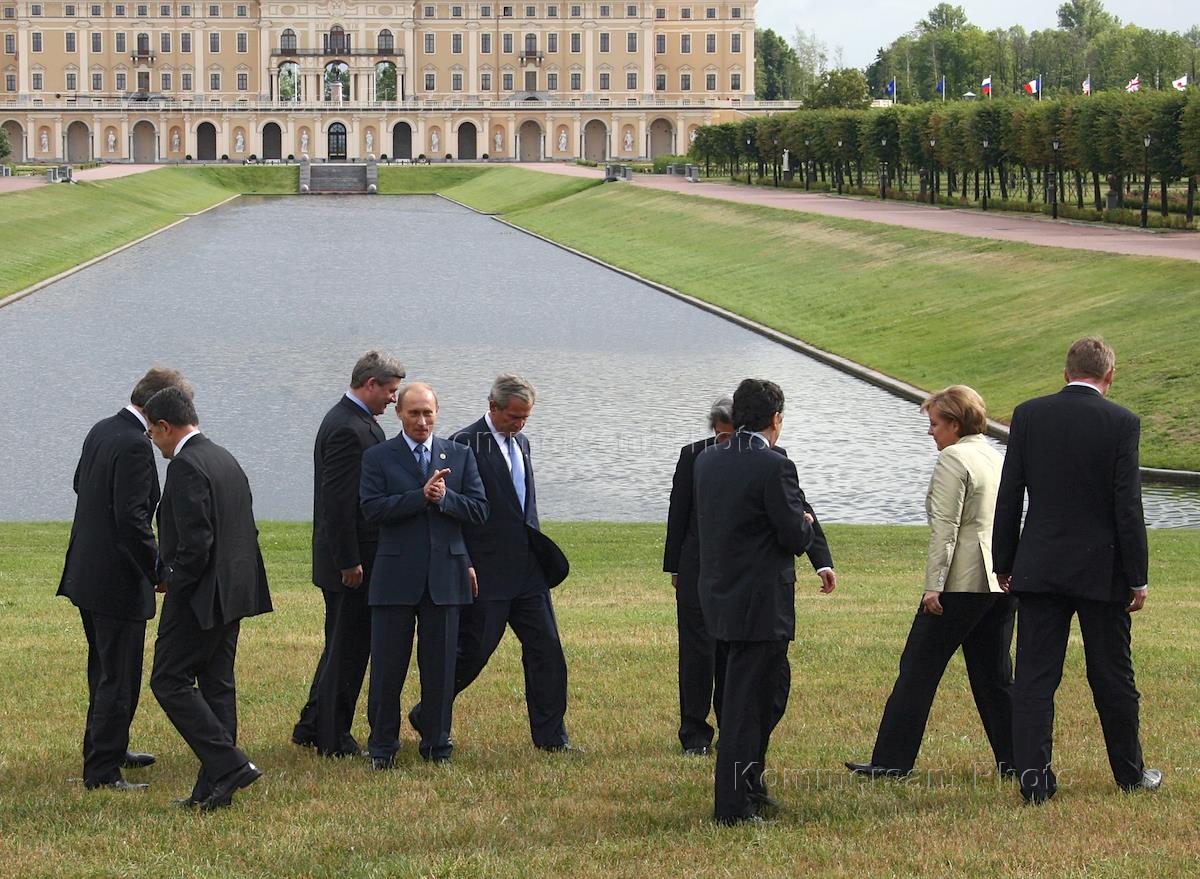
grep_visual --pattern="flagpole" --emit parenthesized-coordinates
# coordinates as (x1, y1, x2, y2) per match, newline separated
(942, 75, 946, 102)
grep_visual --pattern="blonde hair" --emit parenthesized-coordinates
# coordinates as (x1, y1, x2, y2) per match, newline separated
(921, 385, 988, 436)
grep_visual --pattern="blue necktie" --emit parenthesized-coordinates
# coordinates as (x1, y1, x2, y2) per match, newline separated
(415, 444, 428, 477)
(508, 436, 526, 512)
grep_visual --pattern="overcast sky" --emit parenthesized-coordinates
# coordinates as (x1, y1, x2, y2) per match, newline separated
(755, 1, 1197, 69)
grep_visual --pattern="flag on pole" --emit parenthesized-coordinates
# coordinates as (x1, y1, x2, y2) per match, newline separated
(1126, 75, 1140, 92)
(936, 76, 944, 96)
(1023, 77, 1040, 95)
(981, 75, 992, 95)
(1082, 75, 1091, 96)
(884, 77, 896, 101)
(1173, 74, 1188, 91)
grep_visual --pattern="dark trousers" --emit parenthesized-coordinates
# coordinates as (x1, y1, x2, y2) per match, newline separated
(713, 639, 790, 822)
(871, 592, 1016, 773)
(676, 600, 727, 751)
(367, 595, 460, 760)
(292, 583, 372, 754)
(79, 608, 146, 786)
(1013, 592, 1144, 801)
(445, 591, 569, 748)
(150, 591, 248, 787)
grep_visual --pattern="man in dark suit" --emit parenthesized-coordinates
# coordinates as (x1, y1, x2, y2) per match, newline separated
(410, 374, 575, 752)
(58, 367, 189, 791)
(292, 351, 406, 758)
(360, 382, 489, 767)
(994, 336, 1159, 803)
(666, 396, 836, 757)
(145, 387, 273, 811)
(694, 378, 835, 825)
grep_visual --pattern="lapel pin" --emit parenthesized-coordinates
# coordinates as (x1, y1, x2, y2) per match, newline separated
(439, 452, 447, 460)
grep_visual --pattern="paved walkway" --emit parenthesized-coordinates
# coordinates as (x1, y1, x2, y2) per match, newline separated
(0, 162, 162, 194)
(523, 162, 1200, 263)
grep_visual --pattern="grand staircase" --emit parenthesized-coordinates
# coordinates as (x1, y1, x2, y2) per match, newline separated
(306, 163, 369, 194)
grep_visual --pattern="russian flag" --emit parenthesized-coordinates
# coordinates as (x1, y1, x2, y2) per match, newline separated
(1023, 77, 1040, 94)
(981, 76, 992, 94)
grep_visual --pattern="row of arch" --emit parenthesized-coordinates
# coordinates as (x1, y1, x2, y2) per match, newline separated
(1, 117, 680, 162)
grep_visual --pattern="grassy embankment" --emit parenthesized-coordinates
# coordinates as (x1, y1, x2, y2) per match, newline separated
(3, 164, 1199, 469)
(1, 521, 1197, 878)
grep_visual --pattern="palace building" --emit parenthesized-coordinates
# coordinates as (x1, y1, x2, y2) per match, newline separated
(1, 0, 757, 163)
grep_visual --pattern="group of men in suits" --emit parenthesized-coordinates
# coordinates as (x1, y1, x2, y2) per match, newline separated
(60, 372, 271, 810)
(675, 336, 1157, 824)
(292, 355, 575, 771)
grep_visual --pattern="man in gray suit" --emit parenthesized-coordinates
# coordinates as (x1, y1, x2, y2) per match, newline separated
(360, 383, 489, 768)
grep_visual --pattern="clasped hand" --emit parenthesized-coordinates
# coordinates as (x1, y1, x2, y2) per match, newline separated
(424, 468, 451, 503)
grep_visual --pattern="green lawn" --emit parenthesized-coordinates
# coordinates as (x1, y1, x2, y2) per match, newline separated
(4, 164, 1199, 468)
(0, 521, 1196, 878)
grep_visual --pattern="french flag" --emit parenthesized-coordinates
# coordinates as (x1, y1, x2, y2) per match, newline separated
(1023, 77, 1040, 95)
(981, 76, 992, 95)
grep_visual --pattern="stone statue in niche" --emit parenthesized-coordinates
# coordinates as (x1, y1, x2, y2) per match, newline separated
(172, 130, 180, 152)
(690, 128, 697, 143)
(235, 131, 245, 153)
(366, 130, 374, 153)
(301, 130, 309, 153)
(107, 130, 116, 152)
(623, 130, 633, 152)
(558, 129, 567, 152)
(494, 131, 503, 153)
(431, 131, 439, 153)
(41, 129, 49, 152)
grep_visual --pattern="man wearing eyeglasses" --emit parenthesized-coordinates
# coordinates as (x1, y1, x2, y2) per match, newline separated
(58, 367, 189, 793)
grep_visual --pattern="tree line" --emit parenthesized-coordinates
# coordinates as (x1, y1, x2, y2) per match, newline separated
(691, 90, 1200, 224)
(756, 1, 1200, 106)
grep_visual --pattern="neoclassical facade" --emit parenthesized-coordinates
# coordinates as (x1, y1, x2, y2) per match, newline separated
(1, 0, 757, 162)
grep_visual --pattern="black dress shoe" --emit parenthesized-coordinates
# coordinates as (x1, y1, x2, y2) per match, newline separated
(748, 790, 782, 818)
(407, 705, 424, 737)
(537, 742, 585, 754)
(199, 762, 262, 812)
(175, 796, 201, 809)
(845, 761, 910, 779)
(371, 756, 395, 771)
(420, 752, 452, 764)
(122, 751, 156, 769)
(323, 747, 369, 759)
(85, 778, 149, 791)
(683, 745, 710, 757)
(1122, 768, 1163, 792)
(291, 733, 318, 748)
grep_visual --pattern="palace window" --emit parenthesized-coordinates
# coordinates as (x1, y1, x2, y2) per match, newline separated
(236, 31, 246, 52)
(280, 28, 295, 50)
(161, 70, 171, 88)
(30, 3, 42, 13)
(598, 4, 609, 15)
(502, 4, 512, 15)
(569, 3, 579, 14)
(451, 4, 461, 14)
(730, 71, 740, 89)
(160, 31, 170, 51)
(451, 32, 462, 53)
(91, 71, 102, 88)
(5, 73, 15, 90)
(680, 72, 690, 89)
(4, 33, 13, 53)
(181, 70, 191, 88)
(626, 70, 635, 88)
(114, 71, 125, 88)
(236, 3, 246, 15)
(705, 32, 714, 52)
(546, 71, 557, 88)
(654, 72, 664, 89)
(424, 33, 434, 52)
(598, 71, 609, 89)
(502, 71, 512, 88)
(91, 31, 101, 52)
(424, 72, 434, 89)
(31, 32, 43, 52)
(626, 31, 635, 51)
(570, 70, 579, 89)
(480, 71, 491, 89)
(569, 32, 579, 52)
(730, 32, 740, 52)
(502, 32, 512, 52)
(180, 31, 190, 50)
(67, 72, 77, 89)
(654, 33, 663, 53)
(449, 71, 460, 89)
(705, 6, 714, 16)
(208, 3, 219, 15)
(480, 32, 491, 52)
(378, 28, 393, 52)
(209, 71, 220, 89)
(180, 4, 190, 14)
(33, 71, 44, 89)
(116, 32, 126, 51)
(65, 3, 76, 14)
(705, 71, 714, 89)
(114, 4, 125, 14)
(654, 6, 663, 17)
(547, 32, 557, 51)
(480, 4, 491, 15)
(91, 4, 101, 14)
(137, 4, 148, 15)
(160, 4, 170, 15)
(547, 3, 556, 14)
(208, 31, 218, 52)
(680, 6, 690, 17)
(598, 32, 608, 52)
(423, 4, 433, 15)
(66, 31, 76, 52)
(730, 6, 740, 16)
(680, 33, 690, 52)
(524, 4, 534, 15)
(236, 71, 246, 88)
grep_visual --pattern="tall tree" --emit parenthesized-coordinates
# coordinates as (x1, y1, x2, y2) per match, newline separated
(755, 29, 802, 100)
(808, 68, 870, 109)
(1056, 0, 1118, 42)
(0, 125, 10, 161)
(791, 28, 829, 103)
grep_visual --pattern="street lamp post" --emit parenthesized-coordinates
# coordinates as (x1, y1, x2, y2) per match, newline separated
(836, 138, 844, 194)
(981, 137, 990, 211)
(804, 137, 811, 191)
(879, 135, 888, 200)
(773, 138, 779, 187)
(1050, 138, 1060, 220)
(929, 137, 937, 205)
(745, 136, 752, 185)
(1141, 133, 1152, 229)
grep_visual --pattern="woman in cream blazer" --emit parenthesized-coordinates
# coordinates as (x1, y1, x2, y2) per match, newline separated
(847, 385, 1016, 779)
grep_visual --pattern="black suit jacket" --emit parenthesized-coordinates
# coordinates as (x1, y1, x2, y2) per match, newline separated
(993, 385, 1148, 602)
(665, 437, 832, 608)
(58, 408, 160, 621)
(157, 434, 273, 629)
(450, 417, 569, 600)
(312, 395, 387, 592)
(693, 432, 815, 642)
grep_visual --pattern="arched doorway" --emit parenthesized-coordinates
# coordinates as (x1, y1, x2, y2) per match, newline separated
(328, 121, 347, 160)
(375, 61, 397, 101)
(649, 118, 673, 159)
(457, 121, 477, 160)
(324, 61, 350, 101)
(278, 61, 300, 100)
(583, 120, 607, 162)
(517, 120, 542, 162)
(262, 122, 282, 160)
(131, 120, 156, 162)
(196, 122, 217, 159)
(392, 121, 412, 159)
(66, 121, 91, 162)
(1, 120, 23, 161)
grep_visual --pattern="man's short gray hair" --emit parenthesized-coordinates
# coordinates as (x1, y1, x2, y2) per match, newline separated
(130, 367, 190, 408)
(350, 350, 406, 389)
(707, 396, 733, 430)
(489, 373, 537, 408)
(1065, 336, 1116, 381)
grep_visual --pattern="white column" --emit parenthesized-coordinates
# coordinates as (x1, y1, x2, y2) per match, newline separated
(636, 113, 645, 159)
(468, 23, 479, 97)
(571, 113, 580, 159)
(119, 116, 129, 160)
(18, 24, 31, 94)
(219, 114, 232, 156)
(258, 21, 271, 100)
(79, 25, 90, 95)
(641, 21, 652, 99)
(194, 24, 206, 96)
(185, 122, 197, 157)
(583, 24, 594, 93)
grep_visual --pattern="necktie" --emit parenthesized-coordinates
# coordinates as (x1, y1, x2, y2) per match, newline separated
(508, 436, 526, 512)
(416, 444, 428, 477)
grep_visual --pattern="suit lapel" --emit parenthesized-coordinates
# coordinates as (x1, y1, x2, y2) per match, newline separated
(340, 395, 386, 444)
(393, 435, 424, 481)
(482, 428, 523, 514)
